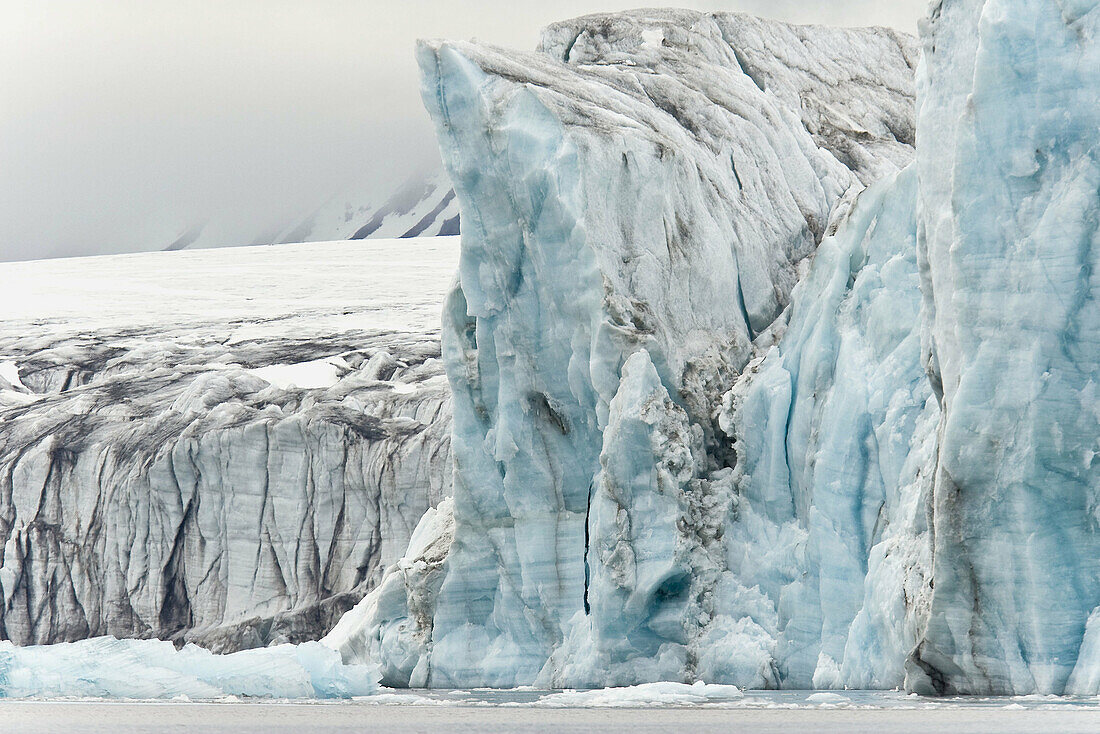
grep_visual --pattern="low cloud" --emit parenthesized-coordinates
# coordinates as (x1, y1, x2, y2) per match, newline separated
(0, 1, 926, 261)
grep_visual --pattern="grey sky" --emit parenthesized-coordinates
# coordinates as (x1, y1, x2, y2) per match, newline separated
(0, 1, 927, 262)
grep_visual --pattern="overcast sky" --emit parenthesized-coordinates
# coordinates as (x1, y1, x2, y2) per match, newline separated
(0, 1, 927, 262)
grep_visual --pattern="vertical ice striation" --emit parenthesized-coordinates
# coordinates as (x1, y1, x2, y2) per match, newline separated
(719, 165, 936, 688)
(912, 0, 1100, 695)
(550, 350, 733, 686)
(0, 338, 452, 652)
(5, 2, 1096, 695)
(330, 10, 917, 687)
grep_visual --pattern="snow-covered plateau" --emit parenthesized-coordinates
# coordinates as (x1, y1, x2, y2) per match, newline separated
(5, 0, 1100, 702)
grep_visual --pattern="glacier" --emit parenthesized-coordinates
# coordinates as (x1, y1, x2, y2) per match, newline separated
(328, 9, 922, 688)
(910, 0, 1100, 696)
(0, 239, 457, 651)
(330, 1, 1100, 696)
(6, 0, 1100, 700)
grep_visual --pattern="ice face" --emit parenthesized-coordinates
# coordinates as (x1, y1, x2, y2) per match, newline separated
(323, 499, 455, 687)
(329, 10, 917, 688)
(0, 637, 379, 699)
(334, 1, 1100, 695)
(911, 0, 1100, 696)
(550, 351, 733, 687)
(719, 165, 936, 689)
(333, 167, 930, 691)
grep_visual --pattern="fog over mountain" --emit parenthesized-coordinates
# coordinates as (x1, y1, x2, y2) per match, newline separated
(0, 1, 925, 262)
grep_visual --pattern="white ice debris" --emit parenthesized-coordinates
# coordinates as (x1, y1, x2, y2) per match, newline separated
(533, 681, 744, 707)
(0, 637, 379, 699)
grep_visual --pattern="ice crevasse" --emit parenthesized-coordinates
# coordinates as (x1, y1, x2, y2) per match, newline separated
(330, 0, 1100, 695)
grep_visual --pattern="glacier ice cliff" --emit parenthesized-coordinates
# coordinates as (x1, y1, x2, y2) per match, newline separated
(328, 10, 921, 688)
(0, 239, 457, 651)
(332, 1, 1100, 695)
(910, 0, 1100, 696)
(8, 0, 1100, 699)
(717, 165, 936, 689)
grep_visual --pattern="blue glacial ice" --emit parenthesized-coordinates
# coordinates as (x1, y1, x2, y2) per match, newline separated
(0, 637, 378, 699)
(331, 2, 1100, 695)
(910, 0, 1100, 696)
(328, 10, 923, 689)
(718, 164, 936, 689)
(12, 1, 1100, 699)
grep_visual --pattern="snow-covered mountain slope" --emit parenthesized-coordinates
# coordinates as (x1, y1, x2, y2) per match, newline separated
(0, 238, 458, 650)
(327, 10, 918, 688)
(166, 171, 459, 252)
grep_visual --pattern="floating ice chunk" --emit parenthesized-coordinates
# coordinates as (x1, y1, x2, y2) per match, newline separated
(806, 692, 850, 704)
(0, 637, 379, 699)
(534, 681, 743, 707)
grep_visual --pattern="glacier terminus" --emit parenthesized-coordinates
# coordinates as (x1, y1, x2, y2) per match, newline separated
(329, 1, 1100, 696)
(4, 0, 1100, 703)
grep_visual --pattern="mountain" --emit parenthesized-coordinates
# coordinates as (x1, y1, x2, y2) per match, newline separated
(164, 170, 459, 252)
